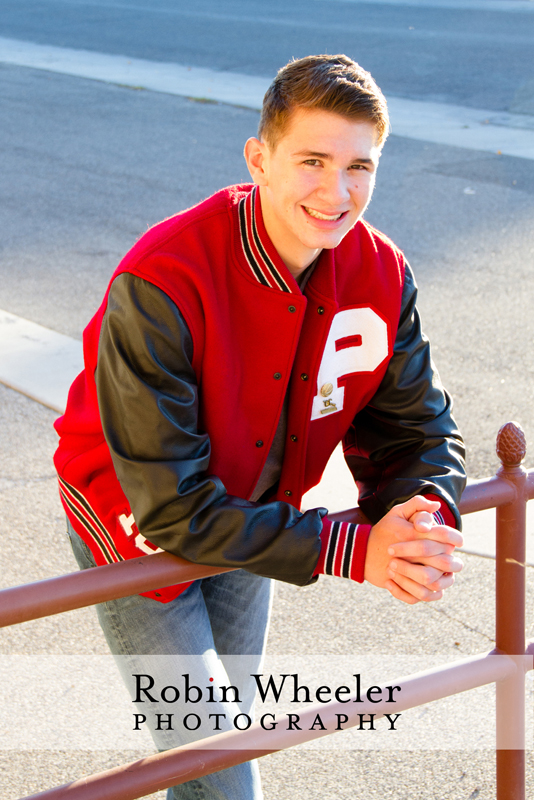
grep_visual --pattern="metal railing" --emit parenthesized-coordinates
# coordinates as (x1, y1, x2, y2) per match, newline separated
(1, 421, 533, 800)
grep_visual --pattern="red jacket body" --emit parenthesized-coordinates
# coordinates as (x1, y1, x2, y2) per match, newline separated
(54, 185, 464, 600)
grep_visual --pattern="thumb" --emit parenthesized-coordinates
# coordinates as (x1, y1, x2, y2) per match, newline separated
(411, 510, 435, 532)
(391, 495, 440, 522)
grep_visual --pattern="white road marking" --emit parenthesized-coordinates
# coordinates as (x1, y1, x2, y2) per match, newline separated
(45, 0, 534, 15)
(0, 37, 533, 160)
(318, 0, 534, 11)
(0, 311, 83, 414)
(25, 8, 532, 45)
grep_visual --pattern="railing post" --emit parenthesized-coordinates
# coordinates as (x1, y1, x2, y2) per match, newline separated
(495, 421, 528, 800)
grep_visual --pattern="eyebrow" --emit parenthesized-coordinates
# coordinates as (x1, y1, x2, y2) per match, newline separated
(292, 150, 375, 164)
(293, 150, 331, 158)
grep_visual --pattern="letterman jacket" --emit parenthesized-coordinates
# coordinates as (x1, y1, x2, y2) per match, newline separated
(54, 184, 466, 602)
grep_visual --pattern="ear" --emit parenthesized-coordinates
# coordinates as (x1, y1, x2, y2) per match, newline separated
(243, 137, 269, 186)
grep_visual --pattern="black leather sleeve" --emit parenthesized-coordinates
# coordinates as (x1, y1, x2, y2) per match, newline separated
(343, 263, 466, 527)
(95, 273, 323, 586)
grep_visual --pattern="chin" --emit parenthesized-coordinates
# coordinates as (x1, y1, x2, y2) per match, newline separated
(302, 231, 350, 251)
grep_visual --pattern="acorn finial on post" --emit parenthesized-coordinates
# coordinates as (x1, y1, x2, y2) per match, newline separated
(496, 421, 526, 468)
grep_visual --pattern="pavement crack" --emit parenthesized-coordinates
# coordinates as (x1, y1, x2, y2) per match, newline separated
(428, 605, 495, 644)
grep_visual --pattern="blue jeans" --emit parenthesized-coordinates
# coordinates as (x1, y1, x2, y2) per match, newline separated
(67, 522, 273, 800)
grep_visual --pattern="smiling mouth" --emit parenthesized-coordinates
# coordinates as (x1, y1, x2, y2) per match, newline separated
(303, 206, 345, 222)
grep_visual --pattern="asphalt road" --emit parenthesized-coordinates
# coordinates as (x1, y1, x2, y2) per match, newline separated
(1, 0, 534, 112)
(1, 2, 534, 798)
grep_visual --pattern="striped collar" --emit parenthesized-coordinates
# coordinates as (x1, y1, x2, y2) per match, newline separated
(238, 186, 294, 294)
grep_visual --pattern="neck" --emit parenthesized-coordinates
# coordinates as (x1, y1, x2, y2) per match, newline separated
(287, 252, 321, 280)
(258, 186, 321, 279)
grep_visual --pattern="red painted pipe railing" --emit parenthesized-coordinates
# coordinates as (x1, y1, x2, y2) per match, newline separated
(0, 469, 531, 629)
(1, 421, 532, 800)
(0, 553, 234, 628)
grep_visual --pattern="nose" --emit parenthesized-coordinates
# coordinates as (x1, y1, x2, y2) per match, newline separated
(317, 169, 351, 206)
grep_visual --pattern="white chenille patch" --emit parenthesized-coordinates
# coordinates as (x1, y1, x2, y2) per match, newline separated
(119, 512, 163, 554)
(134, 534, 163, 554)
(118, 512, 136, 537)
(311, 307, 389, 421)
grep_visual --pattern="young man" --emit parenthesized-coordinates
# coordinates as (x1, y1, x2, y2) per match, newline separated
(54, 55, 466, 798)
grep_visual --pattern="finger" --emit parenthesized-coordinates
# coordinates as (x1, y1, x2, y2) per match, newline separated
(387, 564, 456, 594)
(405, 554, 464, 574)
(392, 524, 463, 547)
(388, 539, 456, 559)
(387, 570, 444, 602)
(389, 559, 443, 587)
(401, 545, 457, 561)
(427, 572, 456, 592)
(395, 570, 455, 593)
(433, 525, 463, 548)
(384, 578, 420, 605)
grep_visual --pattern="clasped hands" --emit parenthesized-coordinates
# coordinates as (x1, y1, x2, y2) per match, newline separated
(364, 495, 463, 605)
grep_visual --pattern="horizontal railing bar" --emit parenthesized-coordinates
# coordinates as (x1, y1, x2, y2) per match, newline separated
(1, 470, 531, 630)
(0, 553, 234, 628)
(459, 476, 517, 514)
(330, 472, 523, 525)
(21, 648, 529, 800)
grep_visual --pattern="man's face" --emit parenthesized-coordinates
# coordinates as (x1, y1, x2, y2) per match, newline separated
(247, 107, 382, 274)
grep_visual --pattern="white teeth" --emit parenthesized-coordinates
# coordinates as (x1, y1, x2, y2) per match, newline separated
(304, 207, 343, 221)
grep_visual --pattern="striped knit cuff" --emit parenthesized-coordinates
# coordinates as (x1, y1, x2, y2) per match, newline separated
(433, 508, 446, 526)
(315, 520, 372, 583)
(424, 493, 457, 528)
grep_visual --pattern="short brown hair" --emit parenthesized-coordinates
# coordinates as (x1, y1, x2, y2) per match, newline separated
(258, 54, 389, 149)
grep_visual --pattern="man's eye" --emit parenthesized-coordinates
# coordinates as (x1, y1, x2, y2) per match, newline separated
(304, 159, 321, 166)
(350, 164, 367, 171)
